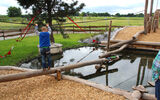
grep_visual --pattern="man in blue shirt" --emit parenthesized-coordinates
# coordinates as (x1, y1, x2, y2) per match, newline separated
(35, 24, 52, 71)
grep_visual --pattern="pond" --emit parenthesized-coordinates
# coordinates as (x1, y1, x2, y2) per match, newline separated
(20, 46, 157, 94)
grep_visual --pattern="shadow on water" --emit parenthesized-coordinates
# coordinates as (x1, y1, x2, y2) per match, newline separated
(20, 47, 157, 94)
(19, 28, 157, 94)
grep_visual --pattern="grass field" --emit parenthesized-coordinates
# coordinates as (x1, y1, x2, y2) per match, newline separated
(0, 16, 144, 30)
(0, 33, 96, 66)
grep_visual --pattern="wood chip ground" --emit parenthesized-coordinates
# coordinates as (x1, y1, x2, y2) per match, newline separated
(114, 26, 160, 42)
(0, 70, 125, 100)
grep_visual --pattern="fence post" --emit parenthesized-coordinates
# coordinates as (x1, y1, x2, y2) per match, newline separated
(105, 24, 108, 32)
(73, 25, 74, 34)
(89, 26, 91, 34)
(2, 31, 5, 40)
(107, 20, 112, 52)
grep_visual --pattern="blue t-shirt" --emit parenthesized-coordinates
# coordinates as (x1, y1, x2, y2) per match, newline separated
(39, 32, 50, 48)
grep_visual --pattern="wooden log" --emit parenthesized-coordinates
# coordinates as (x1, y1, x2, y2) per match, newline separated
(105, 40, 160, 46)
(95, 64, 106, 70)
(0, 66, 36, 71)
(107, 20, 112, 51)
(144, 0, 149, 34)
(56, 69, 62, 81)
(132, 30, 145, 39)
(127, 46, 159, 52)
(132, 85, 148, 93)
(148, 81, 155, 87)
(147, 17, 152, 33)
(0, 59, 108, 83)
(142, 93, 156, 100)
(99, 44, 128, 58)
(150, 0, 154, 17)
(131, 90, 141, 100)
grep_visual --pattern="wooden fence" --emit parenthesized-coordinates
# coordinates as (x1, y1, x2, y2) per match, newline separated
(0, 25, 123, 40)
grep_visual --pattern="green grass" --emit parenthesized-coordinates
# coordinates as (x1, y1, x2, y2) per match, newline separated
(0, 22, 26, 30)
(0, 16, 144, 30)
(0, 33, 96, 66)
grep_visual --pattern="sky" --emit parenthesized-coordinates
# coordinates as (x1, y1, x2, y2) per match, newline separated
(0, 0, 159, 15)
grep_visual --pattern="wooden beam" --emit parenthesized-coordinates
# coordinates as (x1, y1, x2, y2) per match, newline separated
(102, 40, 160, 46)
(0, 59, 108, 83)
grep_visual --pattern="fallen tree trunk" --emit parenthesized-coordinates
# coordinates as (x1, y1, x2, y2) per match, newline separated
(0, 59, 108, 83)
(99, 44, 128, 58)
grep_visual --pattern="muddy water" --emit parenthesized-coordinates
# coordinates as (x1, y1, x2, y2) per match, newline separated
(20, 47, 157, 94)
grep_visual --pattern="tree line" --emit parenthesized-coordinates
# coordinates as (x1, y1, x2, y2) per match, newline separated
(7, 6, 144, 18)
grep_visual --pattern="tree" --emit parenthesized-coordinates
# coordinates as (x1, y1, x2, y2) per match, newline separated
(115, 13, 121, 17)
(16, 0, 85, 42)
(7, 6, 22, 17)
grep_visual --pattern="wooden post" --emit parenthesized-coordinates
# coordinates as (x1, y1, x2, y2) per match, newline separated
(150, 0, 154, 17)
(89, 26, 91, 34)
(107, 20, 112, 52)
(105, 24, 108, 32)
(144, 0, 149, 34)
(2, 31, 5, 40)
(149, 0, 154, 32)
(56, 69, 61, 81)
(73, 25, 74, 34)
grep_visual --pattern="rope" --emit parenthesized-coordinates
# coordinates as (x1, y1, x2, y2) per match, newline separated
(16, 16, 36, 42)
(0, 46, 14, 58)
(66, 16, 85, 32)
(77, 49, 95, 63)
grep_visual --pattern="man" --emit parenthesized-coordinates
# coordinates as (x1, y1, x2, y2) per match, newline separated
(152, 50, 160, 100)
(35, 24, 52, 71)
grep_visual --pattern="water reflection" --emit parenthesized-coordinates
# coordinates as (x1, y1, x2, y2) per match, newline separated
(20, 47, 157, 94)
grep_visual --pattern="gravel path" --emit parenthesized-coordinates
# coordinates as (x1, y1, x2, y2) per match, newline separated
(0, 70, 125, 100)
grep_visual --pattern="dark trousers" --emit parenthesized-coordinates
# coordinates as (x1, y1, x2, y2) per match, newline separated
(156, 79, 160, 100)
(40, 47, 51, 68)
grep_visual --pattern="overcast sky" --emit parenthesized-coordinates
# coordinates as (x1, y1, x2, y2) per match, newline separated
(0, 0, 159, 15)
